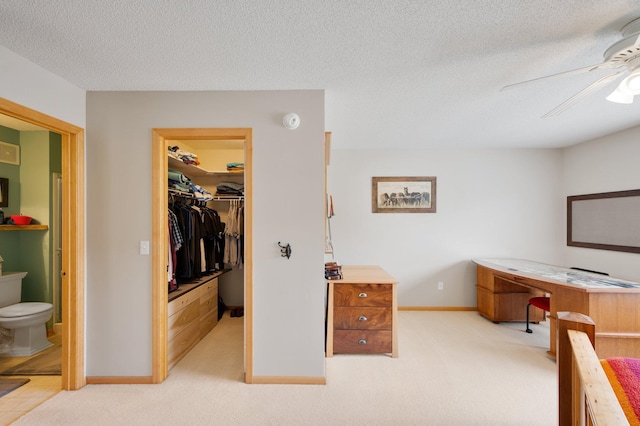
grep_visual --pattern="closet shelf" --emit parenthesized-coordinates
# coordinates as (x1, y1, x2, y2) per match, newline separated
(0, 224, 49, 231)
(168, 155, 243, 177)
(168, 188, 243, 201)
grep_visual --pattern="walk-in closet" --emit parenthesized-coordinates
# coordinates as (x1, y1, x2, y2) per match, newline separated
(166, 138, 245, 369)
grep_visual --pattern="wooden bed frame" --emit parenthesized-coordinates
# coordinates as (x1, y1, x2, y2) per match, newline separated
(557, 311, 630, 425)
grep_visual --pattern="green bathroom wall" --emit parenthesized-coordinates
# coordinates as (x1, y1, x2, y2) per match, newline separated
(0, 125, 20, 271)
(19, 131, 52, 303)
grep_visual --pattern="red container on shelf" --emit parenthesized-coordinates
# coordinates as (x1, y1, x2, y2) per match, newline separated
(10, 215, 32, 225)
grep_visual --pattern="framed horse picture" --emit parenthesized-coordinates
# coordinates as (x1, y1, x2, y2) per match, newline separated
(372, 176, 436, 213)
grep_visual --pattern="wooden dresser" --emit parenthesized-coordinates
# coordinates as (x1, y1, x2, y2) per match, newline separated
(326, 265, 398, 357)
(167, 277, 219, 369)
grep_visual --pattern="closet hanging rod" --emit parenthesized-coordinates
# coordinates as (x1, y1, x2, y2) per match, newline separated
(211, 195, 244, 201)
(169, 189, 243, 201)
(168, 188, 194, 198)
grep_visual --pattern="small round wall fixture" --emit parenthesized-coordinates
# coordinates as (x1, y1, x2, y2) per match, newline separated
(282, 112, 300, 130)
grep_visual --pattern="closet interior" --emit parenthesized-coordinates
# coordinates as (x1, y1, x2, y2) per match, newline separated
(166, 139, 245, 369)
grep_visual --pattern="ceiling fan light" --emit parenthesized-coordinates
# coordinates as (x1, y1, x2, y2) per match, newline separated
(606, 87, 634, 104)
(624, 73, 640, 93)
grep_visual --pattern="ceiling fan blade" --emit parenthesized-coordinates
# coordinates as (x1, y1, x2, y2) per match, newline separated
(501, 63, 611, 91)
(634, 33, 640, 49)
(541, 70, 627, 118)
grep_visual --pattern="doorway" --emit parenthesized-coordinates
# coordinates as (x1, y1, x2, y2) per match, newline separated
(151, 128, 253, 384)
(0, 97, 85, 390)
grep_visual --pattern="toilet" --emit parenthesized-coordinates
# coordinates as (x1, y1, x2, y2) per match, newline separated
(0, 272, 53, 357)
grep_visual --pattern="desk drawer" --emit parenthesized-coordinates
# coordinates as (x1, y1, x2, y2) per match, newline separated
(334, 284, 392, 307)
(334, 307, 392, 330)
(333, 330, 392, 354)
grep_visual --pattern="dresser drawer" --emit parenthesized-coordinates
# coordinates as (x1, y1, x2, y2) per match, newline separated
(168, 298, 200, 340)
(199, 308, 218, 338)
(334, 284, 392, 307)
(200, 293, 217, 316)
(168, 317, 201, 368)
(334, 307, 392, 330)
(333, 330, 392, 354)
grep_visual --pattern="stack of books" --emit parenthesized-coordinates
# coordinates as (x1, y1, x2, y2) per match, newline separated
(325, 262, 342, 280)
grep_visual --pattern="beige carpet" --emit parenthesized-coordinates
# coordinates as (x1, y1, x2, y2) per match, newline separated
(13, 311, 556, 425)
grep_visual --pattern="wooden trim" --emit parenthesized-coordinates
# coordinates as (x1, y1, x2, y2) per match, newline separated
(86, 376, 154, 385)
(557, 312, 629, 425)
(398, 306, 477, 311)
(151, 130, 169, 383)
(596, 332, 640, 338)
(0, 97, 85, 391)
(250, 376, 326, 385)
(151, 128, 253, 384)
(244, 130, 254, 383)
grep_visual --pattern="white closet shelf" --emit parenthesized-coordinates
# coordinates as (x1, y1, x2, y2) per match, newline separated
(168, 155, 243, 177)
(169, 188, 243, 201)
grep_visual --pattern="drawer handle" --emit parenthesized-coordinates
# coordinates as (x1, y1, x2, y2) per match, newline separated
(358, 293, 368, 298)
(358, 316, 367, 321)
(358, 339, 367, 345)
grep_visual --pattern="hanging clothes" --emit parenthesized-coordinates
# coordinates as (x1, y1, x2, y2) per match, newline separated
(168, 208, 183, 292)
(169, 195, 226, 285)
(224, 199, 244, 268)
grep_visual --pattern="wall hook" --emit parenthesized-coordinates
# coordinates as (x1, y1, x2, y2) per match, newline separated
(278, 242, 292, 259)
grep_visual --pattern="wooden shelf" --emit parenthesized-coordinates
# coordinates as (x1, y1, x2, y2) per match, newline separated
(168, 155, 243, 177)
(168, 269, 231, 302)
(0, 224, 49, 231)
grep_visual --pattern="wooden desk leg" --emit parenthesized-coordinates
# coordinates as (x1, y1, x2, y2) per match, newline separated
(392, 284, 398, 358)
(326, 282, 334, 357)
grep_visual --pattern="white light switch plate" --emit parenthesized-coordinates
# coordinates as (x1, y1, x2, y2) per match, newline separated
(140, 240, 150, 255)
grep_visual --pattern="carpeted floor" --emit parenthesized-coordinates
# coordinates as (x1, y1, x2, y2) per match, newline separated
(0, 377, 30, 397)
(0, 345, 61, 376)
(12, 311, 558, 425)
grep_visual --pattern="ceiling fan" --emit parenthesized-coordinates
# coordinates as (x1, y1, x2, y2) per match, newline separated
(502, 17, 640, 118)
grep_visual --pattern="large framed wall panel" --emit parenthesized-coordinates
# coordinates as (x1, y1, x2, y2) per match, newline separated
(567, 189, 640, 254)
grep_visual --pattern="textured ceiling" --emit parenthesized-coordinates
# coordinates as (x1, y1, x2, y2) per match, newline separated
(2, 1, 640, 149)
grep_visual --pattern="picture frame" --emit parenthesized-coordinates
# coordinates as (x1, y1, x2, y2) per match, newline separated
(0, 141, 20, 165)
(372, 176, 437, 213)
(567, 189, 640, 254)
(0, 178, 7, 208)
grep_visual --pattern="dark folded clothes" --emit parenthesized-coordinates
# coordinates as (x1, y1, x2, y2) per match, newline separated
(217, 181, 244, 196)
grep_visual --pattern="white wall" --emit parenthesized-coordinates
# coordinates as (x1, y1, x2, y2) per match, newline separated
(562, 126, 640, 282)
(0, 46, 85, 128)
(86, 91, 326, 378)
(328, 148, 564, 307)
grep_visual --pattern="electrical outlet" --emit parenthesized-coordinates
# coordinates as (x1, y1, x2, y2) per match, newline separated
(437, 281, 444, 290)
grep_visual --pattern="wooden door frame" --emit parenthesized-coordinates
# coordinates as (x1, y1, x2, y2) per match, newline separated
(151, 128, 253, 383)
(0, 97, 85, 390)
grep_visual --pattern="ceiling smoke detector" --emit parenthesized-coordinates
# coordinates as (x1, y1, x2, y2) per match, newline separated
(282, 113, 300, 130)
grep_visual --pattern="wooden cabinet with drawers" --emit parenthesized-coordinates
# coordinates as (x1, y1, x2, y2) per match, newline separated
(168, 277, 219, 369)
(327, 265, 398, 357)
